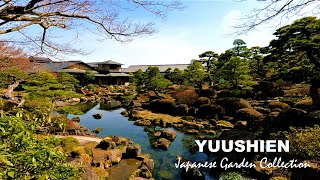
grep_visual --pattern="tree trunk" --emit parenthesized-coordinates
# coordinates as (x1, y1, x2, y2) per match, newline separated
(4, 80, 20, 99)
(3, 80, 25, 107)
(310, 83, 320, 109)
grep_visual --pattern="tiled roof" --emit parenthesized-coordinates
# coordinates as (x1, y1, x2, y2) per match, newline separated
(105, 73, 132, 77)
(122, 64, 189, 73)
(97, 60, 123, 65)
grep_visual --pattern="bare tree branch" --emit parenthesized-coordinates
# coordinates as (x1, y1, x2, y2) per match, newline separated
(235, 0, 320, 35)
(0, 0, 183, 57)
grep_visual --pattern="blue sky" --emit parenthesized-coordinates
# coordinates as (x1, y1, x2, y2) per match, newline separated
(3, 0, 317, 67)
(66, 1, 268, 67)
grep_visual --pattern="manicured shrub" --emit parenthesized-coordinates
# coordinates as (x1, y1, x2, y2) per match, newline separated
(293, 99, 313, 110)
(149, 99, 175, 114)
(278, 108, 308, 127)
(197, 104, 225, 119)
(268, 101, 291, 110)
(173, 89, 198, 105)
(236, 108, 265, 122)
(275, 126, 320, 160)
(193, 97, 211, 108)
(215, 98, 252, 116)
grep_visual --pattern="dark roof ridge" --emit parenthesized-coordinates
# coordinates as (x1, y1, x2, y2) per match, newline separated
(128, 64, 190, 66)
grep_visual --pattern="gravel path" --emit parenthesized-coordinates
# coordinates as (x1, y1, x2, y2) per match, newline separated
(56, 135, 103, 145)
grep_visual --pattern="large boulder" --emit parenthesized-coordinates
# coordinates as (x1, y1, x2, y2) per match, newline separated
(174, 104, 189, 116)
(161, 129, 177, 141)
(125, 144, 142, 158)
(92, 113, 103, 119)
(107, 149, 123, 165)
(71, 116, 80, 122)
(93, 127, 103, 134)
(214, 98, 252, 116)
(153, 138, 171, 150)
(97, 138, 116, 150)
(143, 159, 154, 173)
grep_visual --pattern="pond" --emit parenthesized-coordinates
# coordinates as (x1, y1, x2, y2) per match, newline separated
(67, 103, 215, 180)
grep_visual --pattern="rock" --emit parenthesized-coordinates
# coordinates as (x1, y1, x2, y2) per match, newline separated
(143, 159, 154, 173)
(93, 127, 103, 134)
(178, 157, 205, 180)
(126, 144, 142, 158)
(153, 131, 161, 137)
(174, 104, 189, 116)
(97, 138, 116, 150)
(236, 108, 265, 122)
(161, 129, 177, 141)
(216, 120, 234, 129)
(87, 96, 96, 102)
(268, 101, 291, 111)
(310, 110, 320, 122)
(107, 149, 123, 165)
(120, 110, 129, 117)
(92, 113, 103, 119)
(65, 120, 81, 131)
(294, 99, 313, 110)
(188, 107, 197, 116)
(80, 97, 88, 102)
(181, 166, 204, 180)
(153, 138, 171, 150)
(134, 120, 151, 126)
(71, 116, 80, 122)
(71, 98, 81, 103)
(186, 129, 199, 135)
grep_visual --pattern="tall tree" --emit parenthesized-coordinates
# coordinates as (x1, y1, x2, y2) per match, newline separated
(198, 51, 219, 87)
(184, 60, 208, 90)
(144, 67, 172, 96)
(219, 56, 256, 95)
(268, 17, 320, 107)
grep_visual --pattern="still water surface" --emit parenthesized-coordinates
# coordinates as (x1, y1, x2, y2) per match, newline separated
(68, 103, 214, 180)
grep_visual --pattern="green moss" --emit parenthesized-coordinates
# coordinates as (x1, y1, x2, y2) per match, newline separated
(60, 137, 80, 155)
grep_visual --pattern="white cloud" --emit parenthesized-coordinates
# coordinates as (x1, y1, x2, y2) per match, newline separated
(68, 31, 208, 67)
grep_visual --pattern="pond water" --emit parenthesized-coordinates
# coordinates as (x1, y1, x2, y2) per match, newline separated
(67, 103, 215, 180)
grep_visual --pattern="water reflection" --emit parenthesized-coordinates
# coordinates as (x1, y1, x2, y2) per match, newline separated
(68, 103, 213, 179)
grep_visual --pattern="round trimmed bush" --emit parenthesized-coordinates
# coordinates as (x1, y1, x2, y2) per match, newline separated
(236, 108, 265, 122)
(215, 98, 252, 116)
(268, 101, 291, 111)
(293, 99, 313, 110)
(193, 97, 211, 108)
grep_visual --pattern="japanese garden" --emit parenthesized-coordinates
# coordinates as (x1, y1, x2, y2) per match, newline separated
(0, 0, 320, 180)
